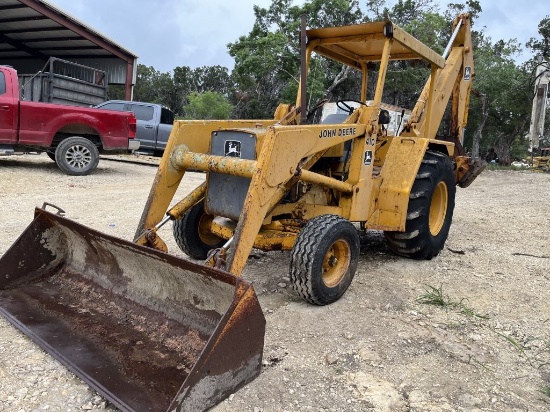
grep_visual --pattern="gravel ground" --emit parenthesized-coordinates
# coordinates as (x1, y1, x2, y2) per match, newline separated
(0, 153, 549, 412)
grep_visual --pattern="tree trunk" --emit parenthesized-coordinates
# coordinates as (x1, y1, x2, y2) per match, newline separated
(326, 65, 351, 97)
(471, 90, 489, 159)
(495, 142, 511, 165)
(496, 123, 525, 165)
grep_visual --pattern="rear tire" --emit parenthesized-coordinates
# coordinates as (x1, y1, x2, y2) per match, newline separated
(384, 150, 456, 259)
(172, 201, 225, 259)
(290, 215, 359, 305)
(55, 137, 99, 176)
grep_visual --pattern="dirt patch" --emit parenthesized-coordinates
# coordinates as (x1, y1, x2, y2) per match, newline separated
(0, 154, 549, 411)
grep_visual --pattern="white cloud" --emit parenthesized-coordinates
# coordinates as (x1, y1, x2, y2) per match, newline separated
(46, 0, 273, 71)
(474, 0, 548, 61)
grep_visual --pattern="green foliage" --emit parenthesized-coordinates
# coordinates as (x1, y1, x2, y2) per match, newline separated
(183, 91, 233, 120)
(416, 284, 451, 307)
(382, 11, 447, 108)
(133, 64, 232, 116)
(106, 84, 125, 100)
(492, 324, 550, 370)
(527, 16, 550, 59)
(228, 0, 364, 119)
(387, 0, 437, 25)
(132, 65, 186, 115)
(444, 0, 482, 24)
(416, 284, 489, 319)
(466, 33, 531, 163)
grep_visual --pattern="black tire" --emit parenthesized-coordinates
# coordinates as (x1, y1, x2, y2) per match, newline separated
(290, 215, 360, 305)
(172, 201, 225, 259)
(46, 151, 56, 161)
(55, 137, 99, 176)
(384, 150, 456, 260)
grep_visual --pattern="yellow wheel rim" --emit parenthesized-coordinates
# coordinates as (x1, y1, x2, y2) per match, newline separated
(198, 214, 222, 246)
(429, 181, 448, 236)
(322, 239, 351, 287)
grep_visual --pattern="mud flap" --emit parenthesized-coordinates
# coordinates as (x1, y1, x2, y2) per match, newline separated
(0, 208, 265, 412)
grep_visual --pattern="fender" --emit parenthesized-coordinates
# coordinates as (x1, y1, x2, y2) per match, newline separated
(366, 137, 453, 231)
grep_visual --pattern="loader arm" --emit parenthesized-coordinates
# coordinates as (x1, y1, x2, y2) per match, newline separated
(134, 119, 277, 243)
(141, 119, 366, 274)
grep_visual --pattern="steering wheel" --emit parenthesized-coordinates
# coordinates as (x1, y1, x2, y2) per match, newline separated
(336, 99, 367, 115)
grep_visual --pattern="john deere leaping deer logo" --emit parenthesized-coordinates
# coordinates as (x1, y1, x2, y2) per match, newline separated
(225, 140, 242, 158)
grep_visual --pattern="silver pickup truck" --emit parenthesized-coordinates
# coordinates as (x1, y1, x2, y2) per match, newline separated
(95, 100, 174, 156)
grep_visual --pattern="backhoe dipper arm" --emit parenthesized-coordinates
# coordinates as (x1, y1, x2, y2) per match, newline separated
(404, 13, 474, 143)
(450, 17, 474, 147)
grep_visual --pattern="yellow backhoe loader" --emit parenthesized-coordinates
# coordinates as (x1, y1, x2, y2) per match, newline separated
(0, 13, 484, 412)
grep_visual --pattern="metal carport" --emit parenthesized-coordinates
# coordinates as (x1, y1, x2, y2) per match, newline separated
(0, 0, 137, 99)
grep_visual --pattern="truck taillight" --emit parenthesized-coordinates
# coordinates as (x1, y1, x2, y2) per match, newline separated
(128, 115, 137, 138)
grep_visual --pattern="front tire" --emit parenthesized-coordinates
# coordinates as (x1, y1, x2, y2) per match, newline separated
(384, 150, 456, 259)
(290, 215, 360, 305)
(55, 137, 99, 176)
(172, 201, 225, 259)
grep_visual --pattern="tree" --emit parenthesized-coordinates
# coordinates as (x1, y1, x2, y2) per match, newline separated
(133, 64, 160, 103)
(388, 0, 437, 25)
(526, 17, 550, 152)
(132, 64, 233, 116)
(228, 0, 364, 119)
(192, 65, 232, 95)
(526, 16, 550, 59)
(465, 34, 530, 162)
(183, 91, 233, 120)
(444, 0, 481, 24)
(380, 11, 448, 109)
(132, 64, 184, 114)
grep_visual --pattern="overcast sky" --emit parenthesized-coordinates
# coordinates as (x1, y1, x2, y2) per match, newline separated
(46, 0, 548, 73)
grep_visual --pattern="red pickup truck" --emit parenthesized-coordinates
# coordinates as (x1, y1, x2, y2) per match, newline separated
(0, 65, 138, 176)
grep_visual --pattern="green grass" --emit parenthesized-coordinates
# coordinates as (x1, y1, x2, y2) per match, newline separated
(417, 286, 550, 400)
(416, 284, 450, 307)
(493, 330, 524, 353)
(416, 284, 489, 319)
(492, 330, 550, 370)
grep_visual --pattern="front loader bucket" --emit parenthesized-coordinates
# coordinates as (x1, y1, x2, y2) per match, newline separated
(0, 208, 265, 412)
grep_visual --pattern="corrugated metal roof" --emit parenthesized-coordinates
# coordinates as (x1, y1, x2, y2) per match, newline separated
(0, 0, 138, 61)
(0, 0, 137, 95)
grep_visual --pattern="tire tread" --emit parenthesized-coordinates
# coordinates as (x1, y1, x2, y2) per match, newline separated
(384, 150, 456, 260)
(290, 215, 359, 305)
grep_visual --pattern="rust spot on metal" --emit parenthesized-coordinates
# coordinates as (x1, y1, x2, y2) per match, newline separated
(144, 228, 169, 252)
(42, 269, 204, 388)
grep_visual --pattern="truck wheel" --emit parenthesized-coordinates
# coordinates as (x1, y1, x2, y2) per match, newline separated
(384, 150, 456, 259)
(172, 201, 225, 259)
(55, 137, 99, 176)
(289, 215, 359, 305)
